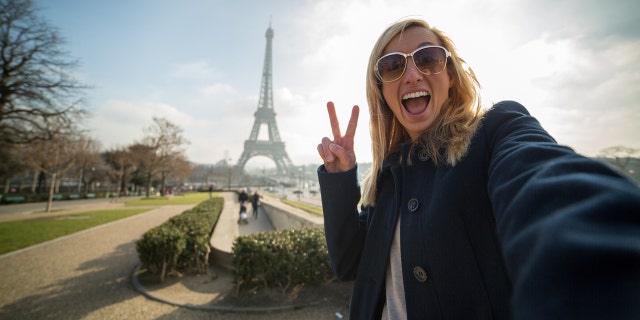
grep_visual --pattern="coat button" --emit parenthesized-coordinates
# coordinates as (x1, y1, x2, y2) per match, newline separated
(407, 198, 419, 212)
(413, 266, 428, 283)
(418, 149, 430, 162)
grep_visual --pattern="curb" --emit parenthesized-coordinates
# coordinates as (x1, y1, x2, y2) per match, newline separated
(130, 263, 327, 313)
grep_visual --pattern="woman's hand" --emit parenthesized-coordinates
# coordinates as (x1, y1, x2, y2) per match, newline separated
(317, 101, 359, 173)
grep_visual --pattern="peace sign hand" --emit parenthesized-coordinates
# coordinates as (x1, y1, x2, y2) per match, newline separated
(317, 101, 360, 173)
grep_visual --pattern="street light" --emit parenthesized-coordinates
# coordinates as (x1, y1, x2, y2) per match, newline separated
(297, 167, 303, 200)
(90, 167, 95, 192)
(227, 158, 232, 191)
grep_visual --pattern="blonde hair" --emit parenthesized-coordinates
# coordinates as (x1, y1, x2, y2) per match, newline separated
(361, 18, 483, 206)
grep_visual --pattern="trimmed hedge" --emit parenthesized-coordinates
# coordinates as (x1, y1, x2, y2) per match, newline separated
(136, 223, 186, 281)
(232, 228, 333, 293)
(136, 197, 223, 281)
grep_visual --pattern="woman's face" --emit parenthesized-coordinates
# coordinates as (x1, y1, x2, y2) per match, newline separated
(380, 27, 453, 140)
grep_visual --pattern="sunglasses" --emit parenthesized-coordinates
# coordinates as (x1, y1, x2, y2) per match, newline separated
(375, 45, 452, 82)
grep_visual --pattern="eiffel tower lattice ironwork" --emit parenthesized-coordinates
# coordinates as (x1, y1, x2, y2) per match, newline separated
(236, 24, 294, 173)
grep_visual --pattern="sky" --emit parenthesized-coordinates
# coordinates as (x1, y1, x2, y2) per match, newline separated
(36, 0, 640, 169)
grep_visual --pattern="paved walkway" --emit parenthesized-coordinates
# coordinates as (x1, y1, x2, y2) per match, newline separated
(209, 192, 275, 270)
(0, 193, 347, 319)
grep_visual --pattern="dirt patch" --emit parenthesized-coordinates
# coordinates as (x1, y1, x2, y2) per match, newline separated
(136, 265, 353, 310)
(219, 278, 353, 309)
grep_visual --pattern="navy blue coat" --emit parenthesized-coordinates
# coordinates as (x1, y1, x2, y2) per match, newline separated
(318, 101, 640, 319)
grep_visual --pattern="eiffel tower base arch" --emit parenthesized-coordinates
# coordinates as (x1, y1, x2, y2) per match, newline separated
(236, 141, 294, 174)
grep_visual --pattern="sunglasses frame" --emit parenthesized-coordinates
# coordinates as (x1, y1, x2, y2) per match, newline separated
(375, 45, 452, 83)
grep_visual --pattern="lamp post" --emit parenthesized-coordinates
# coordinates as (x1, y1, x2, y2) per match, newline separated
(90, 167, 95, 192)
(281, 170, 286, 198)
(297, 167, 302, 200)
(226, 158, 232, 191)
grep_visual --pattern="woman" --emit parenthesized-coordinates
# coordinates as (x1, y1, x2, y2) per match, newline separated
(317, 18, 640, 319)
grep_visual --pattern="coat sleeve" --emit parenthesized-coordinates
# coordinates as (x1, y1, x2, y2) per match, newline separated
(317, 164, 366, 281)
(485, 101, 640, 319)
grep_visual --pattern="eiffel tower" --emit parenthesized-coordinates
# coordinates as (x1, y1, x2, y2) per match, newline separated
(236, 23, 294, 173)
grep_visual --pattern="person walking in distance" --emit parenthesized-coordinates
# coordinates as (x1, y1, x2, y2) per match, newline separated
(238, 188, 249, 205)
(251, 190, 261, 219)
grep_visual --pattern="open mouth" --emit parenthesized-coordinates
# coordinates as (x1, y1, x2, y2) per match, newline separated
(402, 91, 430, 115)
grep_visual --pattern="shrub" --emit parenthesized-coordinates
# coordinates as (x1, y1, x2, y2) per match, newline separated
(136, 197, 223, 281)
(169, 210, 215, 272)
(232, 228, 333, 293)
(136, 223, 186, 282)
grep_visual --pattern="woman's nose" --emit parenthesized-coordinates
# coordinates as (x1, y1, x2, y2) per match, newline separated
(403, 57, 422, 83)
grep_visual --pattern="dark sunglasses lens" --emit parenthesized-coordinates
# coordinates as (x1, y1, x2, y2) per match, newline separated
(414, 47, 447, 75)
(377, 55, 406, 81)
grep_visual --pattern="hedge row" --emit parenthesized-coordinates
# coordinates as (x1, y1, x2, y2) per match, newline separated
(136, 197, 223, 281)
(232, 228, 333, 293)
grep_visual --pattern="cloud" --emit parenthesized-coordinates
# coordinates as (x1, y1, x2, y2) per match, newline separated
(537, 36, 640, 156)
(171, 60, 218, 80)
(199, 83, 236, 96)
(477, 26, 640, 156)
(83, 97, 257, 165)
(85, 99, 195, 148)
(516, 0, 640, 39)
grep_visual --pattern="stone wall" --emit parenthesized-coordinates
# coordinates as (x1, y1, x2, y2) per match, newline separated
(259, 196, 323, 230)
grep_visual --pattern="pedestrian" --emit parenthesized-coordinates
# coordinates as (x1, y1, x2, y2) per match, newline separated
(208, 185, 213, 198)
(238, 188, 248, 205)
(251, 191, 261, 219)
(316, 18, 640, 319)
(238, 203, 248, 225)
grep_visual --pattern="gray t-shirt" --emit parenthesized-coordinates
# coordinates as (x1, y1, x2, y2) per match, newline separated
(382, 216, 407, 319)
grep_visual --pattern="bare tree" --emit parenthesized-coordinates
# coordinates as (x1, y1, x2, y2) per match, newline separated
(0, 0, 88, 145)
(127, 142, 161, 197)
(599, 145, 639, 175)
(160, 153, 193, 193)
(133, 117, 190, 197)
(0, 141, 28, 193)
(70, 137, 102, 193)
(22, 125, 85, 212)
(103, 146, 135, 200)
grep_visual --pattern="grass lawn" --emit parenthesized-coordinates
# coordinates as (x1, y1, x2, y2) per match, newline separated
(0, 208, 151, 255)
(124, 192, 214, 206)
(262, 192, 323, 216)
(281, 199, 323, 216)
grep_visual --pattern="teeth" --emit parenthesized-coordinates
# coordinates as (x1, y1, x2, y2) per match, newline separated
(402, 91, 430, 100)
